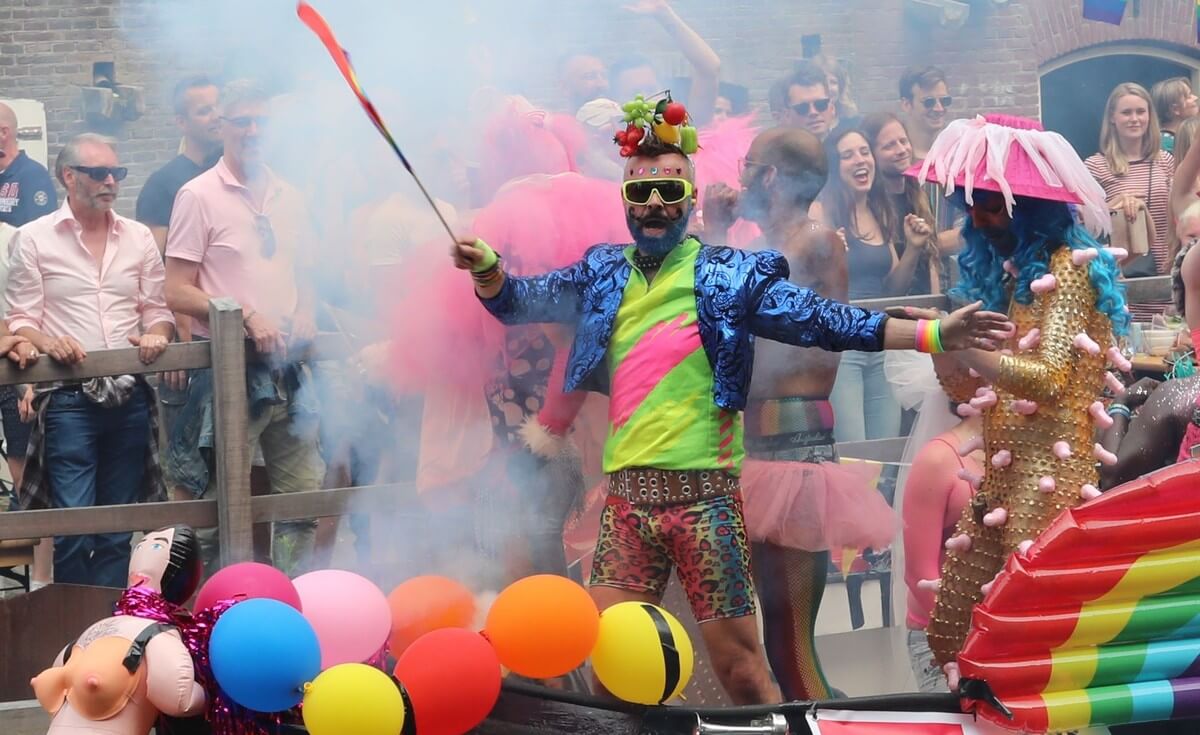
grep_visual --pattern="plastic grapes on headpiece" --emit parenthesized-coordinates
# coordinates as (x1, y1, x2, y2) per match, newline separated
(614, 90, 699, 158)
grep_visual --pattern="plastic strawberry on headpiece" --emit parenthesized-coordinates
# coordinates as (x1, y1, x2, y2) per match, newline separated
(614, 90, 699, 158)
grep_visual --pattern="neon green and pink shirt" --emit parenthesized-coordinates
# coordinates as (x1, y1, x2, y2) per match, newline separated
(603, 238, 744, 475)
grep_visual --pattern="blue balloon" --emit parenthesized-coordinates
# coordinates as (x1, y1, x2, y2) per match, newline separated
(210, 598, 321, 712)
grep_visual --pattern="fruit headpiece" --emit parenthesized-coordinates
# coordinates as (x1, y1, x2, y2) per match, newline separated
(614, 91, 699, 158)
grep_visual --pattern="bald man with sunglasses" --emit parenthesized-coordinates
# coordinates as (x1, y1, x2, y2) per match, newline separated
(452, 124, 1011, 705)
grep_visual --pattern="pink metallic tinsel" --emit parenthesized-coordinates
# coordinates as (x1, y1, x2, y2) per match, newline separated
(115, 586, 290, 735)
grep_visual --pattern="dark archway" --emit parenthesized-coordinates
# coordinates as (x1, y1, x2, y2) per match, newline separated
(1040, 52, 1193, 159)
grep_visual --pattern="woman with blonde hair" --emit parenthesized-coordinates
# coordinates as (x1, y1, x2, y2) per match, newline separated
(1151, 76, 1198, 154)
(1085, 82, 1175, 275)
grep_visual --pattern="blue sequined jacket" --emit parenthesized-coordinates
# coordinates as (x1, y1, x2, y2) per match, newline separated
(479, 241, 888, 411)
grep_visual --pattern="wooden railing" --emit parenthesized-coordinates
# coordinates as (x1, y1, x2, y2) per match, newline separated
(0, 276, 1176, 559)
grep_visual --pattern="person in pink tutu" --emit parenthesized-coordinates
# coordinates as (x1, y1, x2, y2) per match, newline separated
(703, 126, 897, 700)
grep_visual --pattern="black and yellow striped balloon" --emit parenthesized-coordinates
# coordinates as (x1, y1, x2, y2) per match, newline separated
(590, 602, 695, 705)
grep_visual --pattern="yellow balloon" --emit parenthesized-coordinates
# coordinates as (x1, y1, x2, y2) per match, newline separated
(653, 121, 681, 145)
(590, 601, 694, 705)
(302, 663, 406, 735)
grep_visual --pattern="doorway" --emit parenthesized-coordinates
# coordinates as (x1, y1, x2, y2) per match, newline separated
(1040, 51, 1196, 159)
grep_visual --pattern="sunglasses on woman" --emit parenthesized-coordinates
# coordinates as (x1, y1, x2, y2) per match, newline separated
(622, 178, 695, 206)
(791, 99, 831, 116)
(71, 165, 128, 182)
(920, 96, 953, 110)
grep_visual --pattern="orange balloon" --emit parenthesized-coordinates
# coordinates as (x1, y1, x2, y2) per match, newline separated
(387, 576, 476, 657)
(483, 575, 599, 678)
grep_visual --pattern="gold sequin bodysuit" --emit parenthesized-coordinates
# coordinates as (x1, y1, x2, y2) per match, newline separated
(926, 246, 1114, 665)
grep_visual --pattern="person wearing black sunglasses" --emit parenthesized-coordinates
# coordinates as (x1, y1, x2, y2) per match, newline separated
(899, 65, 952, 162)
(6, 132, 176, 588)
(451, 117, 1011, 706)
(770, 62, 837, 141)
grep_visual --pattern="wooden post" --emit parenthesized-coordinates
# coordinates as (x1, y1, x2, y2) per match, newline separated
(209, 298, 253, 565)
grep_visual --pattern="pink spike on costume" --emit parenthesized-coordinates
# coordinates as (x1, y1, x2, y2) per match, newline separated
(1071, 248, 1099, 266)
(1010, 399, 1039, 415)
(1018, 328, 1041, 351)
(981, 579, 996, 596)
(945, 533, 972, 552)
(956, 402, 982, 417)
(1000, 348, 1014, 356)
(1106, 247, 1128, 261)
(958, 435, 984, 457)
(1093, 443, 1118, 466)
(1105, 371, 1126, 395)
(1090, 400, 1115, 428)
(1081, 483, 1102, 500)
(1030, 274, 1058, 294)
(1073, 332, 1101, 355)
(956, 468, 983, 489)
(983, 507, 1009, 527)
(1107, 346, 1133, 372)
(1038, 475, 1056, 493)
(1053, 440, 1072, 459)
(1018, 539, 1034, 555)
(970, 390, 998, 410)
(917, 578, 941, 592)
(991, 449, 1012, 468)
(1003, 259, 1019, 277)
(968, 368, 981, 378)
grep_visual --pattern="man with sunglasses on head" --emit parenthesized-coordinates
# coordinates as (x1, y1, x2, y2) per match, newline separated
(6, 133, 175, 588)
(165, 79, 324, 573)
(451, 106, 1011, 705)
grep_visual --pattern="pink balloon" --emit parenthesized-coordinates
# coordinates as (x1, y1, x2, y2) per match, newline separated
(293, 570, 391, 669)
(193, 562, 301, 613)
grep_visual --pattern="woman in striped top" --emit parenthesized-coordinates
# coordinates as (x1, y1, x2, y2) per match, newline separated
(1085, 82, 1175, 275)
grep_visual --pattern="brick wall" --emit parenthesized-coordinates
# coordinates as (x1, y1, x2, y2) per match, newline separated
(2, 0, 1198, 213)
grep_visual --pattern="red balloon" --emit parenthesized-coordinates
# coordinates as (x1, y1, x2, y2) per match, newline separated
(394, 629, 501, 735)
(193, 562, 301, 613)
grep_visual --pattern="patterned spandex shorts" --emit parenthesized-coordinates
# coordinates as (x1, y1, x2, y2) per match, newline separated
(589, 492, 756, 622)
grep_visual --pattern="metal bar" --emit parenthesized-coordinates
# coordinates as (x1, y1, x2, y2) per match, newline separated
(209, 298, 253, 565)
(0, 341, 212, 388)
(0, 500, 216, 540)
(836, 437, 909, 463)
(1121, 275, 1171, 304)
(850, 293, 949, 311)
(250, 483, 417, 523)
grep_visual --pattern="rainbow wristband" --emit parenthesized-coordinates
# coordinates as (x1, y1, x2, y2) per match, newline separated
(915, 319, 945, 354)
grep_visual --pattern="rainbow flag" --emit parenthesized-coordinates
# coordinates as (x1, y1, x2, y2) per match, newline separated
(296, 1, 413, 173)
(959, 461, 1200, 732)
(1082, 0, 1127, 25)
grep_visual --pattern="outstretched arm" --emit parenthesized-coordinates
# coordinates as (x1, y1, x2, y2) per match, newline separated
(903, 440, 960, 620)
(1172, 133, 1200, 224)
(453, 238, 588, 325)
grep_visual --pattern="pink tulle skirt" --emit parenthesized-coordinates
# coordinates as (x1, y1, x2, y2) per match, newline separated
(740, 459, 897, 552)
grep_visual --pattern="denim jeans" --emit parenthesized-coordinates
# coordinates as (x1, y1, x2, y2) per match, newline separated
(906, 628, 947, 693)
(829, 350, 901, 443)
(45, 387, 149, 587)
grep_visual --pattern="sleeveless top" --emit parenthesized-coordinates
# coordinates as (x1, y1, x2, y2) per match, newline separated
(845, 230, 893, 300)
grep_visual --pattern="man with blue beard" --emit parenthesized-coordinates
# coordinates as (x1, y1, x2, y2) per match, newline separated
(451, 127, 1011, 705)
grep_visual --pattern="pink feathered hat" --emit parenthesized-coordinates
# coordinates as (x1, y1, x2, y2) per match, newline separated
(905, 113, 1110, 236)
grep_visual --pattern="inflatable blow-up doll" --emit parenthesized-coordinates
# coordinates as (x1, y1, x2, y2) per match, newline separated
(31, 525, 206, 735)
(907, 115, 1132, 679)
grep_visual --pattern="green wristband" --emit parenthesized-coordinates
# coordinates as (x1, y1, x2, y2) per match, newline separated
(471, 238, 499, 273)
(932, 319, 944, 354)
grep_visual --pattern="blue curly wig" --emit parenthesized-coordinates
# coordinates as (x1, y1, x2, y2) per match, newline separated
(948, 193, 1130, 337)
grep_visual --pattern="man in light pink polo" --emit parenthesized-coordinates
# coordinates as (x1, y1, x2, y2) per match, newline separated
(6, 132, 175, 587)
(164, 79, 323, 571)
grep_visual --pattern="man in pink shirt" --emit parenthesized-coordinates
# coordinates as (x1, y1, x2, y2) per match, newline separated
(164, 80, 323, 571)
(5, 132, 175, 587)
